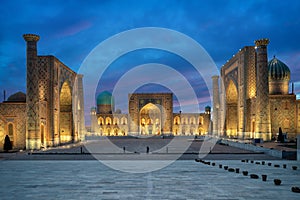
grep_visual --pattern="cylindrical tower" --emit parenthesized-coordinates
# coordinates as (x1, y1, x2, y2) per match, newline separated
(23, 33, 41, 149)
(90, 107, 97, 133)
(212, 75, 220, 135)
(254, 38, 271, 141)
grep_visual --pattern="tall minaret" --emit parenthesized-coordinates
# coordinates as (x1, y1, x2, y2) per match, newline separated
(23, 34, 40, 149)
(212, 75, 220, 135)
(76, 74, 85, 140)
(254, 38, 271, 140)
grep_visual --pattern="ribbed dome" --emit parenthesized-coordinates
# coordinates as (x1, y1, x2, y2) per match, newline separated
(268, 57, 290, 81)
(7, 92, 26, 102)
(96, 91, 113, 105)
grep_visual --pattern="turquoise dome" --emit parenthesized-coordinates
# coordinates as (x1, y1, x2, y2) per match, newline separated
(96, 91, 113, 105)
(268, 57, 290, 81)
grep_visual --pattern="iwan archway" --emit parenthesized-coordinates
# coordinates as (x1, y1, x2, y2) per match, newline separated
(59, 81, 73, 143)
(139, 103, 161, 135)
(225, 79, 238, 137)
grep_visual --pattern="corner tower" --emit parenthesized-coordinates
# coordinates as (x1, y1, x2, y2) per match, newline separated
(212, 75, 220, 135)
(23, 34, 41, 149)
(254, 38, 271, 140)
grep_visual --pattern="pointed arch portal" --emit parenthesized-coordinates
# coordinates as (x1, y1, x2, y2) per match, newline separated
(225, 79, 238, 136)
(59, 81, 73, 143)
(139, 103, 161, 135)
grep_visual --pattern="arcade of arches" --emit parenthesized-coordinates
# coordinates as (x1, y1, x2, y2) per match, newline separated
(90, 93, 211, 136)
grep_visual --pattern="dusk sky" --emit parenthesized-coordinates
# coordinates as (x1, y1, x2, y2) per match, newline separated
(1, 0, 300, 116)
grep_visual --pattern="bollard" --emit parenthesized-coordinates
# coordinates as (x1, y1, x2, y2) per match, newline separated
(228, 168, 235, 172)
(235, 168, 240, 173)
(250, 174, 259, 179)
(274, 179, 281, 185)
(219, 164, 222, 168)
(283, 164, 287, 168)
(262, 175, 267, 181)
(224, 166, 228, 170)
(242, 171, 248, 176)
(291, 186, 300, 193)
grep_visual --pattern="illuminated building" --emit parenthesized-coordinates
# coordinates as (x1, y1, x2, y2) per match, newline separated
(0, 34, 85, 150)
(90, 92, 211, 136)
(213, 39, 300, 141)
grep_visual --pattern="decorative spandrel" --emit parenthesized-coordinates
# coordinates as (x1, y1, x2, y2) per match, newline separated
(139, 98, 162, 109)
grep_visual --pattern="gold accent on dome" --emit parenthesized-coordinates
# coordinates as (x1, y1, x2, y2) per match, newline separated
(23, 34, 40, 42)
(254, 38, 269, 47)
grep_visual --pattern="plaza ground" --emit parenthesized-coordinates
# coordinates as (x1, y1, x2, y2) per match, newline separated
(0, 137, 299, 199)
(0, 137, 287, 160)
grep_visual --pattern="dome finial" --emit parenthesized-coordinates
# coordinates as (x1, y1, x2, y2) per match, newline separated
(273, 55, 276, 58)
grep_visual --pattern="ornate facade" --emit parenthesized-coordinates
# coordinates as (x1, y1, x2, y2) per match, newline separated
(0, 34, 85, 150)
(213, 39, 300, 141)
(90, 92, 211, 136)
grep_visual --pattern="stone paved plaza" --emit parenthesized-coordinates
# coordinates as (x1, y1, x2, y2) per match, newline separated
(1, 138, 299, 199)
(0, 160, 299, 199)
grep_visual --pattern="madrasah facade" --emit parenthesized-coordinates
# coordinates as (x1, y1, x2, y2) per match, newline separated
(90, 92, 211, 136)
(0, 34, 85, 150)
(212, 38, 300, 141)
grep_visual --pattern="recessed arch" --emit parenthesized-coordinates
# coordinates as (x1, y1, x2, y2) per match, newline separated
(59, 81, 73, 143)
(225, 79, 238, 136)
(7, 123, 14, 147)
(139, 103, 161, 135)
(226, 79, 238, 103)
(174, 116, 180, 125)
(98, 117, 104, 125)
(106, 117, 112, 125)
(121, 117, 127, 125)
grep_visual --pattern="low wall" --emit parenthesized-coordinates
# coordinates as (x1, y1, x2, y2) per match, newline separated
(220, 139, 282, 158)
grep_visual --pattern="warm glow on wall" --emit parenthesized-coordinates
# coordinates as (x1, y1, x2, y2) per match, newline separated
(249, 86, 256, 98)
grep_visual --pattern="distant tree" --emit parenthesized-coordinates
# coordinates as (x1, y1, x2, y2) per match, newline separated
(277, 127, 284, 143)
(4, 135, 12, 152)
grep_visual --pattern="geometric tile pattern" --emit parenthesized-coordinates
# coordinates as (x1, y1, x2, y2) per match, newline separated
(23, 34, 84, 149)
(254, 40, 271, 137)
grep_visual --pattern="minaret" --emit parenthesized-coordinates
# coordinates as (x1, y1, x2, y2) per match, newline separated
(76, 74, 85, 140)
(254, 38, 271, 140)
(212, 75, 220, 135)
(23, 34, 41, 149)
(90, 107, 97, 133)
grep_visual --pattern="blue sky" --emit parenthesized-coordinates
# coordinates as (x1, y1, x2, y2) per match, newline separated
(1, 0, 300, 115)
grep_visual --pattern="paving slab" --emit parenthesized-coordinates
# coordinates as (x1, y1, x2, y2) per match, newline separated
(0, 160, 299, 199)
